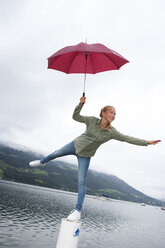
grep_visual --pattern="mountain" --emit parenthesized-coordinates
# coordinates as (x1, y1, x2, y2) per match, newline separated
(0, 143, 162, 206)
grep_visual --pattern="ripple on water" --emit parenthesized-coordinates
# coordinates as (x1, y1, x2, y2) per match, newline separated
(0, 181, 165, 248)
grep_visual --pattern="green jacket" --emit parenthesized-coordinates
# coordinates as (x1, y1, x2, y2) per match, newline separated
(73, 104, 148, 157)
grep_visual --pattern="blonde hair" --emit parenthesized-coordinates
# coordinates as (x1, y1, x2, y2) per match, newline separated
(100, 105, 115, 118)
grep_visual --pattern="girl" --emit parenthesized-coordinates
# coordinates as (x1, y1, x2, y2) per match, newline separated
(29, 97, 161, 221)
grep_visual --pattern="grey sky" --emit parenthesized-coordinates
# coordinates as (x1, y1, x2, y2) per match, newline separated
(0, 0, 164, 199)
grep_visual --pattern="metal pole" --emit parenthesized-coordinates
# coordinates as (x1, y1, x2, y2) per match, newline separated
(83, 38, 88, 97)
(83, 52, 88, 97)
(83, 72, 86, 97)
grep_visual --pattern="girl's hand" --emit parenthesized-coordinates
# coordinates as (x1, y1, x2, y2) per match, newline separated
(80, 96, 86, 105)
(147, 140, 161, 145)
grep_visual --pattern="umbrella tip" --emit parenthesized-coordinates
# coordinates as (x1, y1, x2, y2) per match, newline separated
(85, 38, 87, 43)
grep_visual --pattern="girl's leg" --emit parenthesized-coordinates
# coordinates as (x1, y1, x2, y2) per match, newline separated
(40, 141, 75, 164)
(75, 156, 91, 212)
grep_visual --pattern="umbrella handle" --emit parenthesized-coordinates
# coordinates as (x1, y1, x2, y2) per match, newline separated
(83, 92, 85, 97)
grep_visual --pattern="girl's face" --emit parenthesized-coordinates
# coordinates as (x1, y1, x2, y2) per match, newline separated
(102, 107, 116, 123)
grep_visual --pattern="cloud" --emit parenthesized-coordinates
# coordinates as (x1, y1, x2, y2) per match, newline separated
(0, 0, 164, 199)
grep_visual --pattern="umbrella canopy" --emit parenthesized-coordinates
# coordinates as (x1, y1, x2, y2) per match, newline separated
(48, 42, 129, 74)
(48, 42, 129, 95)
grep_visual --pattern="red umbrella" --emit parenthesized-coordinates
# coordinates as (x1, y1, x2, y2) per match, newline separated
(48, 42, 129, 96)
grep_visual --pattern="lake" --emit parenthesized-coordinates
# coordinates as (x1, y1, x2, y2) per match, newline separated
(0, 180, 165, 248)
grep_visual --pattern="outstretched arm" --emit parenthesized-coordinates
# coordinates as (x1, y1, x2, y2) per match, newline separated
(147, 140, 161, 145)
(112, 129, 161, 146)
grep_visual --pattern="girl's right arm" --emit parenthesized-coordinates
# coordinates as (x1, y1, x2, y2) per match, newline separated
(79, 96, 86, 105)
(72, 97, 89, 124)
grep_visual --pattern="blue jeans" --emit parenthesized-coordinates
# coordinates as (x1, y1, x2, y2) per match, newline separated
(40, 141, 91, 212)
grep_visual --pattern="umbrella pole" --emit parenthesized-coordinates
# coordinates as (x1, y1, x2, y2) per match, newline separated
(83, 52, 88, 97)
(83, 73, 86, 97)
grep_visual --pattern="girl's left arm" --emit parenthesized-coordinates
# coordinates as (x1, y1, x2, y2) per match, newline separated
(112, 129, 161, 146)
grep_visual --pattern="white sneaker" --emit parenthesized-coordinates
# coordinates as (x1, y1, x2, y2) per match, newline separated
(67, 210, 81, 222)
(29, 160, 45, 167)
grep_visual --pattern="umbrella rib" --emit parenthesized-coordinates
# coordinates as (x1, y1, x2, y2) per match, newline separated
(48, 57, 58, 69)
(89, 53, 95, 74)
(104, 53, 120, 69)
(67, 52, 79, 73)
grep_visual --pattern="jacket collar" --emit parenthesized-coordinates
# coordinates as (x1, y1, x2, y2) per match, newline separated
(96, 118, 111, 130)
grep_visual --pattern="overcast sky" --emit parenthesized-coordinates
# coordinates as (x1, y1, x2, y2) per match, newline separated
(0, 0, 164, 199)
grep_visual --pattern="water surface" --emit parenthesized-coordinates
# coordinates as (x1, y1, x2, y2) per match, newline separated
(0, 180, 164, 248)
